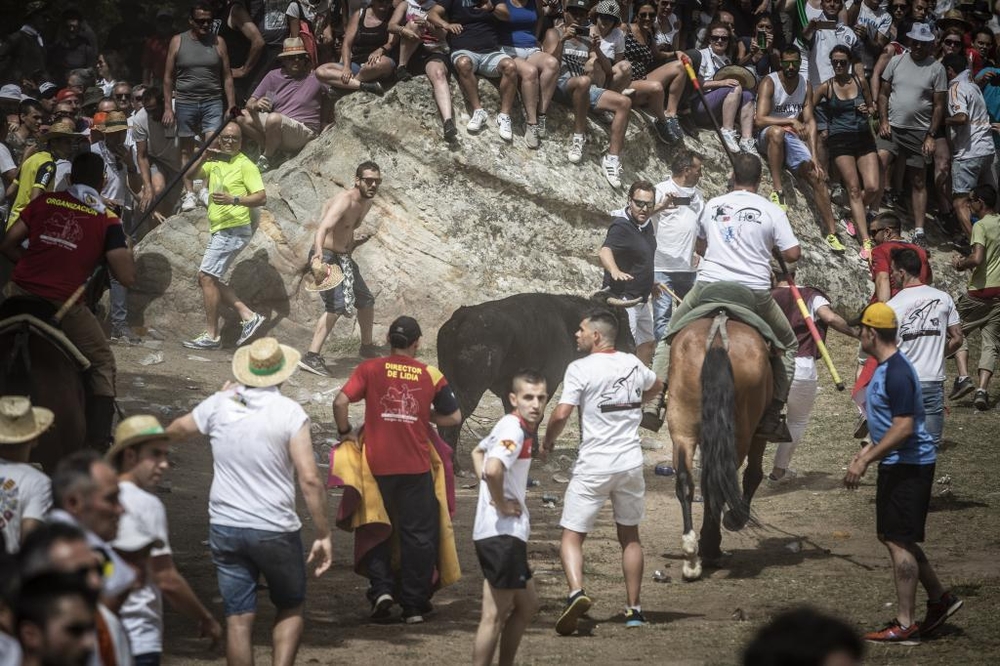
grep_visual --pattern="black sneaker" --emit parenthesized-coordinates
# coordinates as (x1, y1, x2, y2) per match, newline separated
(949, 376, 974, 401)
(555, 590, 592, 636)
(298, 352, 332, 377)
(443, 118, 458, 142)
(370, 593, 394, 622)
(110, 326, 142, 345)
(664, 115, 684, 142)
(395, 64, 413, 82)
(974, 389, 990, 411)
(652, 119, 672, 145)
(359, 81, 385, 96)
(402, 602, 433, 624)
(912, 232, 929, 249)
(359, 343, 387, 359)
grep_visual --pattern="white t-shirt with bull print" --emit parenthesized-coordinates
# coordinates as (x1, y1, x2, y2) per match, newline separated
(558, 350, 657, 476)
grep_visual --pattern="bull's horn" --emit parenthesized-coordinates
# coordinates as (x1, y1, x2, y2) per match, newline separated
(606, 295, 643, 307)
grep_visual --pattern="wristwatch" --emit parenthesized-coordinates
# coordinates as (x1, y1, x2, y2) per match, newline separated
(233, 196, 241, 205)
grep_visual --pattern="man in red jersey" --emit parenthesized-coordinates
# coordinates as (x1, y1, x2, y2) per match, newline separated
(333, 315, 462, 624)
(868, 212, 932, 303)
(1, 152, 136, 448)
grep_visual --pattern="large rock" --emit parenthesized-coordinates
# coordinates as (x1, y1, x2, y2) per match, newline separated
(130, 78, 965, 345)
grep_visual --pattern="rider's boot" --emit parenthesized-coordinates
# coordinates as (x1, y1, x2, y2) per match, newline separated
(755, 398, 792, 442)
(84, 395, 116, 450)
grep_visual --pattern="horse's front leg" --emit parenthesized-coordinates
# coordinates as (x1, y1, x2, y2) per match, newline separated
(674, 436, 701, 580)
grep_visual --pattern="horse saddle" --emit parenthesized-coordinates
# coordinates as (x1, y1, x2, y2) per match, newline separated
(663, 282, 785, 352)
(0, 297, 91, 372)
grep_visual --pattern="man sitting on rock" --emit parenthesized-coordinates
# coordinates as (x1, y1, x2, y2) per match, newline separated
(299, 160, 386, 376)
(181, 123, 268, 351)
(238, 37, 327, 172)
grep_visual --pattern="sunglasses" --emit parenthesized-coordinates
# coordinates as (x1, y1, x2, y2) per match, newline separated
(192, 17, 212, 25)
(831, 59, 849, 66)
(637, 12, 656, 19)
(710, 35, 730, 43)
(631, 199, 654, 209)
(219, 135, 240, 143)
(781, 59, 801, 65)
(361, 177, 382, 185)
(943, 39, 962, 46)
(115, 93, 131, 99)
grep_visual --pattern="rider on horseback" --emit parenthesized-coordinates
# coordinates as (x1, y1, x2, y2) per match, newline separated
(667, 153, 801, 442)
(1, 152, 136, 448)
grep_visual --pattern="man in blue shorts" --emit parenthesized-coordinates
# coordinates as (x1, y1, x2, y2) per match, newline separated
(471, 370, 547, 666)
(844, 303, 962, 645)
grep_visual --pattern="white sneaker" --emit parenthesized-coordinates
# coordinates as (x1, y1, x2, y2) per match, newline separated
(467, 108, 488, 133)
(180, 190, 197, 212)
(568, 134, 586, 164)
(601, 154, 622, 188)
(525, 123, 540, 149)
(496, 113, 513, 141)
(739, 138, 758, 155)
(721, 128, 740, 153)
(197, 187, 210, 208)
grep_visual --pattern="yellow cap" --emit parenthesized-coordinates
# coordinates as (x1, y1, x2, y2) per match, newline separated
(850, 302, 897, 330)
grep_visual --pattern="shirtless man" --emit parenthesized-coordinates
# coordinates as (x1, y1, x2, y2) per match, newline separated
(298, 161, 386, 376)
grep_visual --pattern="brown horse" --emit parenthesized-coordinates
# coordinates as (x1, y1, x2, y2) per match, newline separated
(666, 311, 771, 580)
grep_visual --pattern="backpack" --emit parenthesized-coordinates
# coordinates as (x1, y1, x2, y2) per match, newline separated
(291, 1, 318, 66)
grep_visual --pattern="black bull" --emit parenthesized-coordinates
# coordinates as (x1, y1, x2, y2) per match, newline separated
(436, 293, 636, 455)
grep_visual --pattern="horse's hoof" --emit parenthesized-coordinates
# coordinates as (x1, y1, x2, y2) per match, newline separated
(702, 551, 732, 569)
(682, 561, 702, 580)
(681, 530, 699, 558)
(723, 510, 748, 532)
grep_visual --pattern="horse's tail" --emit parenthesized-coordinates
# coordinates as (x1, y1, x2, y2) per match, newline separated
(699, 345, 749, 527)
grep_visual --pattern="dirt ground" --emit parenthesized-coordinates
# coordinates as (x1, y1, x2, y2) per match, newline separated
(112, 331, 1000, 666)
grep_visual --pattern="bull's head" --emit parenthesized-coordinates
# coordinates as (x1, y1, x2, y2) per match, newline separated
(588, 290, 639, 354)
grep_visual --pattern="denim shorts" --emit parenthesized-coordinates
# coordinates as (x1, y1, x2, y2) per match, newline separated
(952, 154, 995, 195)
(757, 126, 813, 172)
(209, 524, 306, 616)
(556, 72, 606, 109)
(450, 49, 512, 78)
(920, 380, 944, 448)
(175, 99, 225, 138)
(199, 226, 252, 278)
(350, 57, 397, 75)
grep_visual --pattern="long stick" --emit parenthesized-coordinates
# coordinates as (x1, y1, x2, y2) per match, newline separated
(678, 52, 738, 169)
(773, 253, 845, 391)
(52, 282, 87, 323)
(131, 110, 240, 244)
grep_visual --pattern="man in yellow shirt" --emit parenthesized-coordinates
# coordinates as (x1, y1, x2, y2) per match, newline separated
(5, 118, 79, 230)
(182, 123, 268, 350)
(951, 184, 1000, 411)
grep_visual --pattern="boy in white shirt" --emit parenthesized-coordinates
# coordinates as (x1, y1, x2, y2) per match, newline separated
(471, 371, 548, 666)
(0, 396, 53, 554)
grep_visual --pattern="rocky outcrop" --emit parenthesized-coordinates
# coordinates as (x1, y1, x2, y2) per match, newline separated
(130, 78, 965, 345)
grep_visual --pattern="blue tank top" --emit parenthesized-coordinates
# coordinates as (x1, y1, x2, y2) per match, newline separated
(825, 76, 869, 137)
(502, 0, 539, 48)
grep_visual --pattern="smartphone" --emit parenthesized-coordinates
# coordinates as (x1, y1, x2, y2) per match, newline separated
(671, 196, 693, 206)
(756, 30, 766, 49)
(814, 20, 837, 30)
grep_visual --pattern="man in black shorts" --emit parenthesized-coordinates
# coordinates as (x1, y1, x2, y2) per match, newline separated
(470, 371, 548, 665)
(844, 303, 962, 645)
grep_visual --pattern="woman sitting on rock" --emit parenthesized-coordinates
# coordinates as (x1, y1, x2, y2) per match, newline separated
(316, 0, 397, 96)
(687, 21, 756, 154)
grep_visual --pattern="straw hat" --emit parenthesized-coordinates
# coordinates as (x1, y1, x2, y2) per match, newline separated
(714, 65, 759, 92)
(105, 414, 174, 463)
(39, 118, 81, 142)
(0, 396, 54, 445)
(277, 37, 309, 58)
(304, 260, 344, 292)
(96, 110, 129, 134)
(232, 337, 301, 387)
(936, 9, 972, 32)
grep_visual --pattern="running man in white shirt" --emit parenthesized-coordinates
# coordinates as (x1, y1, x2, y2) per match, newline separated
(471, 370, 547, 666)
(542, 310, 661, 635)
(107, 415, 222, 666)
(666, 153, 802, 442)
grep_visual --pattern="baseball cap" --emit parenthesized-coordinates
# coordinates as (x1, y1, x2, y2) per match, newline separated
(55, 88, 80, 103)
(388, 316, 422, 348)
(849, 303, 897, 330)
(38, 82, 58, 99)
(565, 0, 590, 10)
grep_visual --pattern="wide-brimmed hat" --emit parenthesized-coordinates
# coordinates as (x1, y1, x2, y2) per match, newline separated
(937, 9, 972, 31)
(232, 337, 300, 387)
(714, 65, 758, 91)
(849, 302, 897, 330)
(277, 37, 309, 58)
(0, 396, 54, 445)
(0, 84, 25, 103)
(304, 260, 344, 292)
(105, 414, 174, 464)
(39, 118, 81, 142)
(82, 86, 104, 107)
(905, 22, 936, 43)
(96, 110, 129, 134)
(594, 0, 621, 21)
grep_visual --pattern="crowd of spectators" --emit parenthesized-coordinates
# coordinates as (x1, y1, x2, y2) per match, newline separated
(3, 0, 1000, 252)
